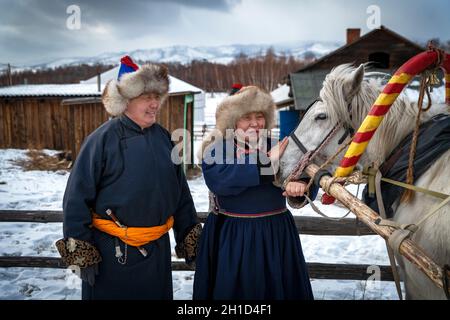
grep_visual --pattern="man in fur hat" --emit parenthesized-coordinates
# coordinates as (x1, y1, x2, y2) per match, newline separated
(57, 56, 202, 300)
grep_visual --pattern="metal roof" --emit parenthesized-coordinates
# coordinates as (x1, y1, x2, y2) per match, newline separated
(0, 84, 104, 97)
(0, 66, 203, 97)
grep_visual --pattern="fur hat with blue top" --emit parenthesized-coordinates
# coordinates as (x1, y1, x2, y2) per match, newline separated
(102, 56, 169, 116)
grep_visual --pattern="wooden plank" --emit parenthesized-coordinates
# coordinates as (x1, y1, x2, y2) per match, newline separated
(52, 99, 62, 150)
(24, 100, 33, 149)
(83, 103, 89, 139)
(11, 100, 20, 147)
(68, 105, 76, 159)
(3, 101, 10, 147)
(0, 101, 4, 147)
(6, 102, 12, 147)
(38, 100, 46, 149)
(0, 210, 375, 236)
(102, 105, 109, 122)
(47, 99, 54, 149)
(88, 104, 93, 133)
(31, 99, 40, 149)
(0, 256, 395, 281)
(17, 99, 26, 147)
(0, 257, 66, 269)
(61, 103, 69, 153)
(0, 210, 64, 223)
(74, 105, 83, 158)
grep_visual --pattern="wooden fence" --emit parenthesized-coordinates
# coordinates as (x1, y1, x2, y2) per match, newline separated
(0, 97, 109, 158)
(0, 95, 194, 160)
(0, 210, 394, 282)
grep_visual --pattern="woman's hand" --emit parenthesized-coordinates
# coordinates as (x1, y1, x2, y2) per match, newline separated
(267, 136, 289, 163)
(283, 181, 307, 197)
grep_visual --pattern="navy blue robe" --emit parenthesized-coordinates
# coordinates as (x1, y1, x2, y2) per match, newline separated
(193, 139, 316, 300)
(63, 115, 198, 300)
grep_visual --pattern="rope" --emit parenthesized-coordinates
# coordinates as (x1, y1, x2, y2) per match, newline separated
(402, 73, 433, 202)
(304, 193, 354, 221)
(401, 43, 445, 202)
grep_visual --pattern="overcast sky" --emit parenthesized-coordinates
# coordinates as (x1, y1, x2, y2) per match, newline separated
(1, 0, 448, 66)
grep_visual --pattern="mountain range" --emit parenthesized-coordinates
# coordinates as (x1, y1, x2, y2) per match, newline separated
(24, 41, 341, 70)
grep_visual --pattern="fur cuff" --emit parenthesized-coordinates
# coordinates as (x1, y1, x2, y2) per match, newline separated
(56, 238, 102, 268)
(175, 223, 202, 265)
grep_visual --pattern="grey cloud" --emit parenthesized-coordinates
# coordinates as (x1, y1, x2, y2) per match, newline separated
(0, 0, 448, 65)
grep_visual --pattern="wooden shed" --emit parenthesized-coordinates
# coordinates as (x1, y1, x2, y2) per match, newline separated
(0, 74, 202, 166)
(289, 25, 425, 110)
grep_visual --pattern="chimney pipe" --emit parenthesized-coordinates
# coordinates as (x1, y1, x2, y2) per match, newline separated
(346, 28, 361, 45)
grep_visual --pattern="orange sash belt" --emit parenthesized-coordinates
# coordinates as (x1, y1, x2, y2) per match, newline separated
(91, 214, 174, 247)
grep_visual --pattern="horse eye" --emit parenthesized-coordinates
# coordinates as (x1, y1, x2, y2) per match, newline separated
(315, 113, 327, 120)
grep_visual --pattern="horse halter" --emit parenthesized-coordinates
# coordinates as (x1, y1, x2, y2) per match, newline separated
(289, 98, 354, 157)
(284, 98, 355, 185)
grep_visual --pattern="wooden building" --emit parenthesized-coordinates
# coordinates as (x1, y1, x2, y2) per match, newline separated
(289, 25, 425, 110)
(0, 74, 202, 165)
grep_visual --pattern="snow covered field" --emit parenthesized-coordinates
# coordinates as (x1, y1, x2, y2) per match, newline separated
(5, 89, 434, 300)
(0, 147, 400, 300)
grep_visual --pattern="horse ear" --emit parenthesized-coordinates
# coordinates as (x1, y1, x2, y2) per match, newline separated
(345, 64, 364, 98)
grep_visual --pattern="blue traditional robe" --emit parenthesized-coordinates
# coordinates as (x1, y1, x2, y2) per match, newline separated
(193, 139, 316, 300)
(63, 115, 198, 300)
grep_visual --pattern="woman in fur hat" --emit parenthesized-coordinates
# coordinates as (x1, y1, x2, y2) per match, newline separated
(193, 86, 316, 300)
(57, 56, 201, 300)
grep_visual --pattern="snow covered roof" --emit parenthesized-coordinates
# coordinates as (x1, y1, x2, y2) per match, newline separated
(0, 66, 203, 97)
(271, 84, 292, 106)
(0, 84, 104, 97)
(81, 65, 203, 95)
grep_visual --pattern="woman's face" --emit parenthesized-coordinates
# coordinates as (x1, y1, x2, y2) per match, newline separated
(125, 93, 161, 129)
(235, 112, 266, 141)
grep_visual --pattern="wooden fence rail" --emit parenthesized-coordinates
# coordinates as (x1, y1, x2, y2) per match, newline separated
(0, 257, 394, 281)
(0, 210, 375, 236)
(0, 209, 393, 282)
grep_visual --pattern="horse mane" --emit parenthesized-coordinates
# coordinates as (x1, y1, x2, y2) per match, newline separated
(319, 63, 448, 165)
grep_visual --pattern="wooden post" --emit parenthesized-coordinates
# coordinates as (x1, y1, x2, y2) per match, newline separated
(304, 163, 450, 294)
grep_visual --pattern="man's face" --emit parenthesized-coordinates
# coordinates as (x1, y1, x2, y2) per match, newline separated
(125, 93, 162, 129)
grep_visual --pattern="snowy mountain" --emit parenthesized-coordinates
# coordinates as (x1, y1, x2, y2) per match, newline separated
(24, 42, 341, 70)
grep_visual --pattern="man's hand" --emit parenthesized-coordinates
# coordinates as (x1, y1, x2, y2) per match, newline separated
(283, 181, 307, 197)
(80, 264, 99, 286)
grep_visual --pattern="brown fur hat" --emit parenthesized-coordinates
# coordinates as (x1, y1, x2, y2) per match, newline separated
(102, 64, 170, 116)
(198, 86, 276, 160)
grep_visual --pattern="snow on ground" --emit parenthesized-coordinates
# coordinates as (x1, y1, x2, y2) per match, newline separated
(0, 147, 401, 300)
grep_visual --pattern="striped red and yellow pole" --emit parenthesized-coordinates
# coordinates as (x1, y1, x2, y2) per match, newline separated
(335, 50, 450, 178)
(321, 50, 450, 205)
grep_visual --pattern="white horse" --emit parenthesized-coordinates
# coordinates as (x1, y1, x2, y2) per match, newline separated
(278, 64, 450, 300)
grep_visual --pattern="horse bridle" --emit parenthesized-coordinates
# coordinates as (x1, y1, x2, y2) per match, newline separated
(289, 98, 355, 156)
(284, 98, 355, 185)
